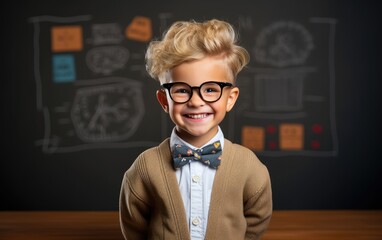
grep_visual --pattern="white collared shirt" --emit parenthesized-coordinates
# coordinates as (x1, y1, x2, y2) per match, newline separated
(170, 127, 224, 239)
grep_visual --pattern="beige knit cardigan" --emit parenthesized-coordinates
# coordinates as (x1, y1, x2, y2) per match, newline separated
(119, 138, 272, 240)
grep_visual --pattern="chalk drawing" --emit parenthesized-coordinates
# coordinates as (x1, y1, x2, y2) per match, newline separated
(90, 23, 123, 45)
(86, 46, 129, 75)
(254, 21, 314, 67)
(71, 80, 144, 142)
(30, 15, 161, 153)
(232, 18, 338, 157)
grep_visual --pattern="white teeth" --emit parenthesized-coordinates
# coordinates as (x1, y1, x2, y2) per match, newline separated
(187, 114, 208, 119)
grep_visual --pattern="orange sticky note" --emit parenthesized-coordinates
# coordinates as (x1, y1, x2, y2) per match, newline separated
(279, 123, 304, 150)
(125, 16, 152, 42)
(241, 126, 265, 151)
(51, 25, 83, 52)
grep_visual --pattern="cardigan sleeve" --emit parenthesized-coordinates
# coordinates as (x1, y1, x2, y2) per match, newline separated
(244, 156, 273, 240)
(119, 154, 152, 240)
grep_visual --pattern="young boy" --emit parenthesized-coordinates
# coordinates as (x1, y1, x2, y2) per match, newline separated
(119, 19, 272, 240)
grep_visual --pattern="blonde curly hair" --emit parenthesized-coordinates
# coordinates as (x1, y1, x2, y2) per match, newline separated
(145, 19, 250, 82)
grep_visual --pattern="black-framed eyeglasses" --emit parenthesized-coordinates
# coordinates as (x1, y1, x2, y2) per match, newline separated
(161, 81, 234, 104)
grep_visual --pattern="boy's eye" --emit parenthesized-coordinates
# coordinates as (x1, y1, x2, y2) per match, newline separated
(204, 87, 218, 93)
(177, 89, 189, 94)
(202, 83, 220, 93)
(172, 86, 190, 94)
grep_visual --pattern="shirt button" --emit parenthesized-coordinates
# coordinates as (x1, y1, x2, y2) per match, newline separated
(192, 218, 200, 226)
(192, 175, 200, 183)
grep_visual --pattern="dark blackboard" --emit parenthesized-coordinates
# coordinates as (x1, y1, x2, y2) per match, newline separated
(2, 0, 381, 210)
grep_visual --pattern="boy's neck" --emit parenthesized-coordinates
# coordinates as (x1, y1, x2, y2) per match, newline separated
(175, 128, 219, 148)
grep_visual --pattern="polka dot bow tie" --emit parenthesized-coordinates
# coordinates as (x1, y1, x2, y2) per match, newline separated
(172, 141, 222, 169)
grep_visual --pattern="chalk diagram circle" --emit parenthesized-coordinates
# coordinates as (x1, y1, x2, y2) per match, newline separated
(71, 81, 144, 142)
(253, 21, 314, 67)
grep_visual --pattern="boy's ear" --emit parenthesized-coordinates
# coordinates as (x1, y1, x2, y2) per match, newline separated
(156, 89, 169, 113)
(226, 87, 239, 112)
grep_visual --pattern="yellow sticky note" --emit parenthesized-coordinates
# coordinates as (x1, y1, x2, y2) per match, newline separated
(279, 123, 304, 150)
(125, 16, 152, 42)
(51, 25, 83, 52)
(241, 126, 265, 151)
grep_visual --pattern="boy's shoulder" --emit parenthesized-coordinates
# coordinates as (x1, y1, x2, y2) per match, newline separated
(128, 138, 171, 173)
(224, 138, 265, 166)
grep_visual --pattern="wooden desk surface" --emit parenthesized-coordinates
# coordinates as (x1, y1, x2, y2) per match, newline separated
(1, 210, 381, 240)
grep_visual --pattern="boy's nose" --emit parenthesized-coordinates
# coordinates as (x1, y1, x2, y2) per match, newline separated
(187, 89, 205, 106)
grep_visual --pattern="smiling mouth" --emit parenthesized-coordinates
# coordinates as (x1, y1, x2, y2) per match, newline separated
(185, 114, 210, 119)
